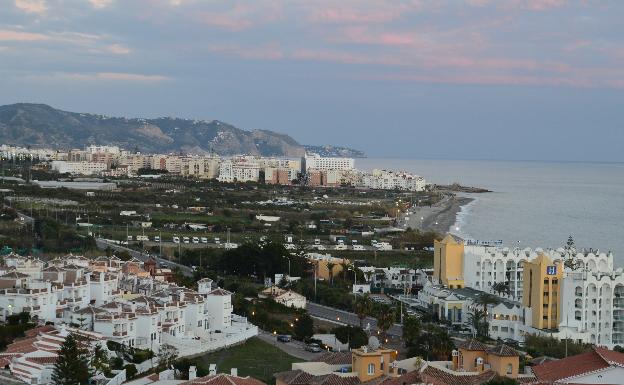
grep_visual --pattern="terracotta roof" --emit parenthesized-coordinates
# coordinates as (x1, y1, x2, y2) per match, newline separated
(185, 373, 268, 385)
(274, 370, 359, 385)
(486, 344, 519, 357)
(209, 288, 233, 296)
(458, 339, 488, 351)
(0, 271, 29, 279)
(25, 356, 58, 365)
(376, 371, 421, 385)
(420, 366, 496, 385)
(312, 351, 352, 365)
(531, 347, 621, 382)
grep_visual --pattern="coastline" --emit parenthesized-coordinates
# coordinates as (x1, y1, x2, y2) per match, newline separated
(403, 195, 475, 235)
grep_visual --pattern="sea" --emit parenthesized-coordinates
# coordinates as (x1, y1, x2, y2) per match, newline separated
(357, 159, 624, 265)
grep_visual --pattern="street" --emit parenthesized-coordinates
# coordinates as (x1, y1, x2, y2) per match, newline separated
(256, 331, 320, 361)
(95, 238, 194, 277)
(306, 302, 403, 337)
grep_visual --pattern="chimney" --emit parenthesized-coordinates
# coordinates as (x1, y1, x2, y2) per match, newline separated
(230, 368, 238, 377)
(189, 366, 197, 381)
(209, 364, 217, 375)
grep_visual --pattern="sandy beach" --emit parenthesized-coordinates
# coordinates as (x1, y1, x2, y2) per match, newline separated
(400, 195, 474, 234)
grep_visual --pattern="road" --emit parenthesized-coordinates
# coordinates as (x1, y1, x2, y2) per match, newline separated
(95, 238, 194, 277)
(256, 331, 320, 361)
(306, 302, 403, 337)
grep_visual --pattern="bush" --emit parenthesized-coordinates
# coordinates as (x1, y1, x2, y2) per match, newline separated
(124, 364, 138, 379)
(131, 349, 154, 364)
(110, 357, 124, 370)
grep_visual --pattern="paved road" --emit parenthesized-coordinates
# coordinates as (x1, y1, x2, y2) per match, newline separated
(306, 302, 403, 337)
(256, 331, 320, 361)
(95, 238, 194, 277)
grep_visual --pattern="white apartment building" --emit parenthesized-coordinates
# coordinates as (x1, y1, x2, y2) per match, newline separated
(361, 169, 427, 191)
(303, 153, 355, 172)
(359, 266, 428, 292)
(205, 288, 233, 331)
(218, 159, 261, 182)
(50, 160, 108, 175)
(435, 235, 624, 348)
(182, 156, 221, 179)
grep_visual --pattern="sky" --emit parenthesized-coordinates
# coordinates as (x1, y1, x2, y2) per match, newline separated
(0, 0, 623, 161)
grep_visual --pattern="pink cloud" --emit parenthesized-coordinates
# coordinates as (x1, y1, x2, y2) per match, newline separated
(208, 43, 283, 60)
(106, 44, 131, 55)
(0, 29, 49, 41)
(14, 0, 47, 14)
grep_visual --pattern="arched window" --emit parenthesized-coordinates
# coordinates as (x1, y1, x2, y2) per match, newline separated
(367, 363, 375, 375)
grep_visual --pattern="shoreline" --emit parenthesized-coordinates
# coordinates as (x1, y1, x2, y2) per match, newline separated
(403, 195, 475, 235)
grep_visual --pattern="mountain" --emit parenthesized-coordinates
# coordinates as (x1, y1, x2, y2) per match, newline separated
(304, 144, 366, 158)
(0, 103, 314, 157)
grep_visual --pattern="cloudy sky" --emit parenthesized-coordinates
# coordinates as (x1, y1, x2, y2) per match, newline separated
(1, 0, 623, 161)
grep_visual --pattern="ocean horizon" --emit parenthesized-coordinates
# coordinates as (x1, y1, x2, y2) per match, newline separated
(357, 158, 624, 265)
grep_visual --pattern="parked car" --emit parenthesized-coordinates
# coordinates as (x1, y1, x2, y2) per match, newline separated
(305, 343, 322, 353)
(277, 335, 291, 343)
(192, 237, 199, 244)
(201, 237, 208, 243)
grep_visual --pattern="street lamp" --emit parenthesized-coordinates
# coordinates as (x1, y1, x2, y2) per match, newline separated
(282, 255, 291, 277)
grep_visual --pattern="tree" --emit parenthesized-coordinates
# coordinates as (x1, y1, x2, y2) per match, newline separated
(91, 343, 110, 377)
(326, 262, 337, 286)
(476, 293, 500, 314)
(333, 325, 368, 349)
(468, 310, 488, 338)
(51, 333, 92, 385)
(354, 295, 373, 328)
(157, 344, 178, 370)
(294, 313, 314, 341)
(402, 316, 422, 347)
(492, 282, 510, 296)
(376, 305, 395, 341)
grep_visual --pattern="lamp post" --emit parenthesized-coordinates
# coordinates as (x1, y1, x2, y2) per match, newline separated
(283, 255, 291, 277)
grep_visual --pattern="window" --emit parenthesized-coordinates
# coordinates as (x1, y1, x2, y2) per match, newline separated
(367, 363, 375, 375)
(507, 364, 513, 374)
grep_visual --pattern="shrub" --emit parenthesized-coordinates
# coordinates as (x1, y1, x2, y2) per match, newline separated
(124, 364, 138, 379)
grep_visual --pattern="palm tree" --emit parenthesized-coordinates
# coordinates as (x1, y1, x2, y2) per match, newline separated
(376, 306, 395, 341)
(467, 309, 487, 337)
(326, 262, 336, 285)
(492, 282, 510, 296)
(355, 295, 373, 328)
(476, 292, 500, 314)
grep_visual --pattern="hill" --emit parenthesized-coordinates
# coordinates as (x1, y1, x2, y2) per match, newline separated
(0, 103, 312, 157)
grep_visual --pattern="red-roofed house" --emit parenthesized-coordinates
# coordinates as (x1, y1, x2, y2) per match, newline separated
(531, 346, 624, 384)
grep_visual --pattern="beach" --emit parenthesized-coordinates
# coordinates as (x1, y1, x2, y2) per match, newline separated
(401, 194, 474, 234)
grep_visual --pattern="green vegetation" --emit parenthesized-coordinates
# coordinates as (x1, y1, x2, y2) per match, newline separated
(333, 325, 368, 349)
(0, 312, 36, 350)
(51, 333, 92, 385)
(189, 337, 299, 385)
(403, 316, 454, 361)
(524, 335, 592, 359)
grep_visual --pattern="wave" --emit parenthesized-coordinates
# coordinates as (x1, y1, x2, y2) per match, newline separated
(452, 196, 478, 239)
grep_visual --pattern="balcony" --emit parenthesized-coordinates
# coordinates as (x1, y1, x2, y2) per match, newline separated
(113, 331, 128, 336)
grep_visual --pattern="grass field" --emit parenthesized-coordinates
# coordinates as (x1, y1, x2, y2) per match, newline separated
(192, 337, 299, 384)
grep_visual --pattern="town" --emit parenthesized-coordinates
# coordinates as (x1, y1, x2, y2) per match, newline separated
(1, 147, 623, 385)
(0, 145, 427, 191)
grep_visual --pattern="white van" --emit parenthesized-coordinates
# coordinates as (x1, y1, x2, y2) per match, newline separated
(314, 239, 321, 245)
(183, 237, 190, 244)
(353, 244, 365, 251)
(173, 236, 180, 244)
(192, 237, 199, 244)
(201, 237, 208, 243)
(127, 236, 133, 241)
(214, 237, 221, 244)
(154, 236, 160, 242)
(137, 235, 149, 241)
